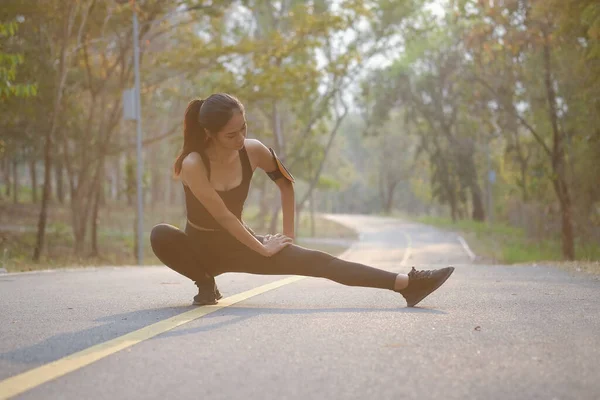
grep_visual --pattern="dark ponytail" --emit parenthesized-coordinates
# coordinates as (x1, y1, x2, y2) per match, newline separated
(173, 94, 245, 177)
(174, 99, 206, 176)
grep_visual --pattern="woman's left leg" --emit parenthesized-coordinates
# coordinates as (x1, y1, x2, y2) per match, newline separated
(218, 239, 398, 290)
(213, 236, 455, 306)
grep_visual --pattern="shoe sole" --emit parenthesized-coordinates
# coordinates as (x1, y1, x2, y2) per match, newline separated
(192, 298, 218, 306)
(407, 267, 455, 307)
(193, 291, 222, 306)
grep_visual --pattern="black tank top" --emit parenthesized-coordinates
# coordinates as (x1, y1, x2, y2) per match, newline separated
(184, 147, 253, 230)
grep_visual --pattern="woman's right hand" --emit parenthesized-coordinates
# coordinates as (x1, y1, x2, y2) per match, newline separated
(262, 233, 293, 257)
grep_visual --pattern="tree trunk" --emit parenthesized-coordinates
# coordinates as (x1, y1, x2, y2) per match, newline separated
(297, 99, 348, 212)
(54, 158, 65, 204)
(448, 186, 458, 222)
(116, 153, 123, 202)
(553, 177, 575, 260)
(126, 157, 134, 207)
(12, 159, 18, 204)
(543, 31, 575, 260)
(468, 153, 485, 222)
(71, 199, 86, 255)
(457, 144, 485, 222)
(91, 157, 108, 257)
(3, 157, 10, 198)
(512, 125, 529, 203)
(519, 163, 529, 203)
(90, 171, 102, 257)
(384, 181, 398, 214)
(34, 2, 89, 261)
(29, 158, 38, 203)
(471, 186, 485, 221)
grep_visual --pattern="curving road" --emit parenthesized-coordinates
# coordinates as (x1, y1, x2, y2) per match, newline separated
(1, 214, 599, 399)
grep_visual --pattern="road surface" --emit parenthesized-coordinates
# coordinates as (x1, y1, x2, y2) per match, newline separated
(1, 214, 599, 399)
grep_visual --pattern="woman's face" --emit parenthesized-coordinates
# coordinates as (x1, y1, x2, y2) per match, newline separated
(211, 111, 247, 151)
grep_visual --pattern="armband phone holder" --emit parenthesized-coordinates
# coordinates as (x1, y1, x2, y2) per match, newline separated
(266, 148, 295, 183)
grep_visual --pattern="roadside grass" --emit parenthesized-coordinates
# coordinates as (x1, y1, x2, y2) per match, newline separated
(415, 216, 600, 271)
(1, 203, 355, 273)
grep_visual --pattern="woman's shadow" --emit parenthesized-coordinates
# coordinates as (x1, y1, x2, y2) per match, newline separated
(159, 304, 447, 339)
(1, 304, 446, 367)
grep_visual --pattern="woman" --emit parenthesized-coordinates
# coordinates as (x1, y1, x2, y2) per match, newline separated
(150, 93, 454, 306)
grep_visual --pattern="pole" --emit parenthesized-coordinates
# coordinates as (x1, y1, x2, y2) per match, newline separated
(133, 9, 144, 265)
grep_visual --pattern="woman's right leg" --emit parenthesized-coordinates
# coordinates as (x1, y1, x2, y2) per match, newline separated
(149, 223, 220, 304)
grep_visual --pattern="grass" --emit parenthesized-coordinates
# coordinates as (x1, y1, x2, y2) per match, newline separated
(416, 216, 600, 267)
(0, 203, 356, 273)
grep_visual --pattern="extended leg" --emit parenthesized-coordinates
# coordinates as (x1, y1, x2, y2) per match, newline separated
(210, 237, 454, 306)
(217, 240, 399, 290)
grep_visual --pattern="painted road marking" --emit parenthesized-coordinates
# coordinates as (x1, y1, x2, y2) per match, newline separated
(0, 246, 358, 399)
(0, 275, 314, 399)
(457, 235, 476, 262)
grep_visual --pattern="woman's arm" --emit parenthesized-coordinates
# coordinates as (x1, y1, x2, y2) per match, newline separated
(246, 139, 296, 239)
(181, 153, 270, 256)
(275, 179, 295, 239)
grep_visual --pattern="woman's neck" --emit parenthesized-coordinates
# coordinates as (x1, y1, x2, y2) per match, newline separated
(205, 143, 238, 164)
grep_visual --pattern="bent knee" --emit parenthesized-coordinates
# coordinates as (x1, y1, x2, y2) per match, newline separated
(150, 224, 183, 248)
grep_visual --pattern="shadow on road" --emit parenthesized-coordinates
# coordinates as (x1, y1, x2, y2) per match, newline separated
(157, 305, 447, 339)
(0, 306, 195, 366)
(1, 304, 445, 367)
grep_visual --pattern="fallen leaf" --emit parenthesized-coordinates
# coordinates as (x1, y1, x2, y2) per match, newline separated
(474, 326, 481, 331)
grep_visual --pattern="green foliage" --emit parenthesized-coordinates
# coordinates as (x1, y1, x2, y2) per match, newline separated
(355, 0, 600, 257)
(0, 20, 37, 98)
(3, 0, 597, 264)
(417, 216, 599, 263)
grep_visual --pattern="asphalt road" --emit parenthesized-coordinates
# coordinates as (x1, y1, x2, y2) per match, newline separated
(1, 214, 599, 400)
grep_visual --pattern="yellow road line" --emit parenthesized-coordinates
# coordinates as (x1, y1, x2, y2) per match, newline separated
(400, 232, 412, 266)
(0, 275, 307, 400)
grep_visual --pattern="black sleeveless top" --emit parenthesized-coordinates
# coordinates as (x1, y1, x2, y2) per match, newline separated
(184, 147, 253, 230)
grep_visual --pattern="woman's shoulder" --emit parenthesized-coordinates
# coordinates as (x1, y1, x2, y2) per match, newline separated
(182, 151, 203, 165)
(181, 151, 207, 176)
(244, 139, 277, 171)
(244, 138, 266, 151)
(245, 138, 273, 158)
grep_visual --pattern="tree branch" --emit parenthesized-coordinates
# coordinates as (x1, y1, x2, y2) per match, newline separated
(471, 74, 552, 157)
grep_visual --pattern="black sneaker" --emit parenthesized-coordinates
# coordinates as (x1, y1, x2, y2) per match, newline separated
(192, 276, 222, 306)
(192, 291, 218, 306)
(399, 266, 455, 307)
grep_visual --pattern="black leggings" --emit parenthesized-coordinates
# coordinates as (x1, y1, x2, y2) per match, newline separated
(149, 223, 398, 291)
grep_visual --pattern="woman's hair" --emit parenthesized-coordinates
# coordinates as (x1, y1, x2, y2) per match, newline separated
(173, 93, 245, 176)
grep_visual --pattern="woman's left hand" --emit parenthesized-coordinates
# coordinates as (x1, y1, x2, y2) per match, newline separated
(265, 233, 294, 243)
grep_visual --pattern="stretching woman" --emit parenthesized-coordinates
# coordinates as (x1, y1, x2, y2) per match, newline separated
(150, 93, 454, 306)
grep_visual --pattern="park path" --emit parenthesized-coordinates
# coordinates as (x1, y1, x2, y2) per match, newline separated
(1, 214, 599, 399)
